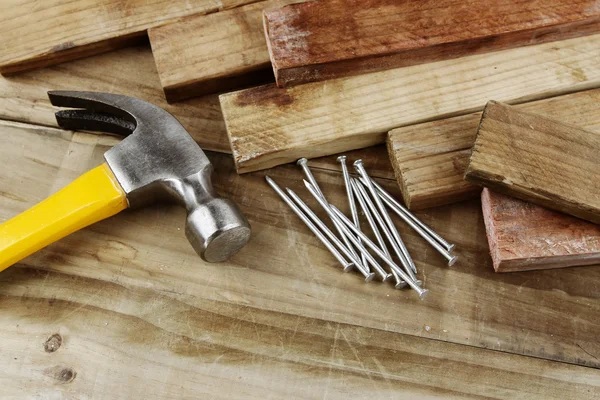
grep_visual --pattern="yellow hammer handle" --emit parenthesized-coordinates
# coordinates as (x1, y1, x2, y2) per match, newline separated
(0, 163, 128, 272)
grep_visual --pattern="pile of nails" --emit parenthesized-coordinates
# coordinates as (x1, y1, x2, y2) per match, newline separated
(266, 157, 458, 300)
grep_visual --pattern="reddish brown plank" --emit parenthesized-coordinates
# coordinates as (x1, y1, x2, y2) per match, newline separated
(481, 189, 600, 272)
(264, 0, 600, 87)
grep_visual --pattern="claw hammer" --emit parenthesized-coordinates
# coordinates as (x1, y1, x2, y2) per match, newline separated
(0, 91, 251, 271)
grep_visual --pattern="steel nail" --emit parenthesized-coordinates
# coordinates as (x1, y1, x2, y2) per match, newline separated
(329, 204, 428, 298)
(297, 158, 324, 198)
(351, 179, 390, 257)
(338, 155, 368, 268)
(266, 176, 353, 272)
(305, 180, 429, 299)
(352, 178, 416, 283)
(352, 173, 418, 281)
(297, 158, 361, 262)
(361, 177, 456, 253)
(352, 179, 406, 289)
(354, 160, 418, 275)
(286, 188, 375, 281)
(303, 181, 393, 282)
(379, 193, 458, 266)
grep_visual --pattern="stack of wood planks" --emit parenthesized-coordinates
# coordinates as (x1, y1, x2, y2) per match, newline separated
(1, 1, 600, 396)
(0, 0, 597, 272)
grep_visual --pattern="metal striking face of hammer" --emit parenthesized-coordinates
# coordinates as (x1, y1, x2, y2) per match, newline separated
(0, 91, 251, 271)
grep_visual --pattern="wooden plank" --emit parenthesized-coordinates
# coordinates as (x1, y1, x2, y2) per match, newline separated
(0, 0, 258, 75)
(264, 0, 600, 87)
(481, 189, 600, 273)
(387, 88, 600, 210)
(220, 34, 600, 174)
(149, 0, 300, 102)
(465, 101, 600, 224)
(0, 45, 230, 153)
(3, 268, 600, 399)
(1, 119, 600, 372)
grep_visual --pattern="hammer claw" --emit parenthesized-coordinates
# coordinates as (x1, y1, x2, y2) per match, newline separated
(55, 109, 135, 136)
(48, 90, 148, 127)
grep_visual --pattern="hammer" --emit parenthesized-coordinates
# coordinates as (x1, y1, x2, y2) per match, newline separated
(0, 91, 251, 271)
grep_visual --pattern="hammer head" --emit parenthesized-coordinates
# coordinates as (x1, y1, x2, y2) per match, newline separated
(48, 91, 250, 263)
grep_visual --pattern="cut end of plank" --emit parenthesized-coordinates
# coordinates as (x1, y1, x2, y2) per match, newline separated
(149, 0, 293, 101)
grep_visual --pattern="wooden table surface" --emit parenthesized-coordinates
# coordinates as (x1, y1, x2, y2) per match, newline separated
(1, 45, 599, 399)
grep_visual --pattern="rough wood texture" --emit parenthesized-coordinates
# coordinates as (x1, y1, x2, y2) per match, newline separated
(220, 34, 600, 174)
(149, 0, 299, 102)
(465, 101, 600, 224)
(0, 0, 260, 75)
(387, 88, 600, 210)
(0, 45, 230, 153)
(2, 118, 600, 388)
(482, 189, 600, 273)
(264, 0, 600, 87)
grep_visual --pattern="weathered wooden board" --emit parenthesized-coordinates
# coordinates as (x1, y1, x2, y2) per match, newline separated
(0, 0, 258, 74)
(1, 118, 600, 382)
(387, 88, 600, 210)
(0, 45, 230, 153)
(220, 34, 600, 174)
(3, 268, 600, 399)
(264, 0, 600, 87)
(481, 189, 600, 272)
(465, 101, 600, 224)
(149, 0, 300, 102)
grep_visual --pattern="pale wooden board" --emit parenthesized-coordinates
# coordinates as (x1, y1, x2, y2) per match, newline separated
(4, 270, 600, 399)
(1, 117, 600, 388)
(0, 0, 259, 74)
(481, 189, 600, 272)
(387, 88, 600, 210)
(149, 0, 300, 102)
(465, 101, 600, 224)
(0, 45, 230, 153)
(264, 0, 600, 87)
(220, 34, 600, 174)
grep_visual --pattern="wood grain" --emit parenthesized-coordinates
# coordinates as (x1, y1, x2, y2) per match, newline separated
(465, 101, 600, 224)
(0, 45, 230, 153)
(220, 34, 600, 174)
(149, 0, 300, 102)
(0, 0, 259, 74)
(264, 0, 600, 87)
(1, 119, 600, 379)
(481, 189, 600, 273)
(3, 268, 600, 399)
(387, 88, 600, 210)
